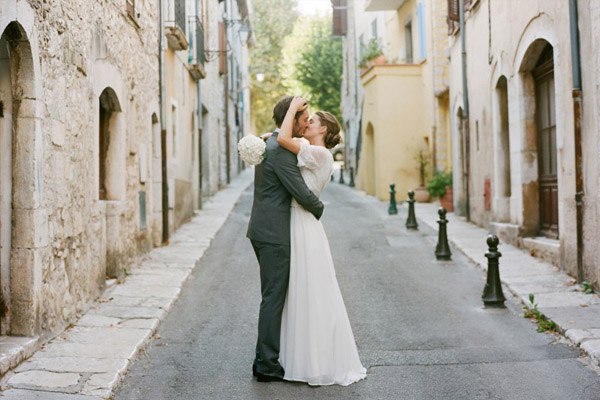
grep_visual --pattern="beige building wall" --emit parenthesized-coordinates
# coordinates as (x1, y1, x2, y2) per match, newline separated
(358, 64, 427, 200)
(575, 2, 600, 287)
(356, 0, 450, 201)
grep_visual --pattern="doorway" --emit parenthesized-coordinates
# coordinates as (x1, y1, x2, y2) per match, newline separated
(533, 45, 558, 238)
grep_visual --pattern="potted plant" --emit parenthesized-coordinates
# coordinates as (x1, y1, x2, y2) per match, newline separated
(358, 38, 386, 70)
(413, 149, 431, 202)
(426, 171, 453, 212)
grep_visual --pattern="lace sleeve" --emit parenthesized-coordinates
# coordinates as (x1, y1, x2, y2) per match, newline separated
(296, 139, 319, 170)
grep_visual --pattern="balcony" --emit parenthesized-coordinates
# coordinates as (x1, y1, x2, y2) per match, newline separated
(165, 0, 188, 50)
(188, 17, 206, 80)
(365, 0, 406, 11)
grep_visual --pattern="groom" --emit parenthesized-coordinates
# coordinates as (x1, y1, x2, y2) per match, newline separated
(247, 95, 324, 382)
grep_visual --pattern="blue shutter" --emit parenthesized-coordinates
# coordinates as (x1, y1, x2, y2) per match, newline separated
(418, 2, 427, 60)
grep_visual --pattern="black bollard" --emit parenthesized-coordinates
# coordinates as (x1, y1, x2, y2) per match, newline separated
(388, 184, 398, 215)
(331, 173, 334, 181)
(405, 190, 419, 230)
(482, 235, 506, 308)
(349, 167, 355, 187)
(339, 166, 345, 184)
(435, 207, 452, 260)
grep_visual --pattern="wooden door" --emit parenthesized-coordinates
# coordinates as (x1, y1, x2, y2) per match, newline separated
(534, 46, 558, 238)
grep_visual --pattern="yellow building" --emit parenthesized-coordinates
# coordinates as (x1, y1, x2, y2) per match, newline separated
(355, 0, 451, 201)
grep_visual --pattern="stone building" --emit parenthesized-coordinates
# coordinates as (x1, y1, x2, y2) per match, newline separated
(446, 0, 600, 285)
(337, 0, 451, 201)
(0, 0, 251, 340)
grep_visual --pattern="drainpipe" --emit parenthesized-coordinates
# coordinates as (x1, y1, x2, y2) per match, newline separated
(196, 0, 204, 209)
(569, 0, 584, 283)
(459, 0, 470, 221)
(224, 0, 231, 184)
(159, 0, 169, 243)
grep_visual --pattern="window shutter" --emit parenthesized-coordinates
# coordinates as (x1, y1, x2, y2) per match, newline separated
(126, 0, 136, 20)
(332, 0, 347, 37)
(219, 21, 227, 75)
(448, 0, 459, 22)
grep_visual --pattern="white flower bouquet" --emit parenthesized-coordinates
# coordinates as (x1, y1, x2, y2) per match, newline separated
(238, 134, 267, 166)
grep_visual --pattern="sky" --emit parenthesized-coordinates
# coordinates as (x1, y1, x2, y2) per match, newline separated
(297, 0, 332, 15)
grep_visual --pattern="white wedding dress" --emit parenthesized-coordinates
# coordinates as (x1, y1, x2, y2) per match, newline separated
(279, 139, 367, 386)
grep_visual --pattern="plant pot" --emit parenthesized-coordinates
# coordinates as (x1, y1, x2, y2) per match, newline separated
(440, 186, 454, 212)
(372, 54, 387, 66)
(413, 186, 431, 203)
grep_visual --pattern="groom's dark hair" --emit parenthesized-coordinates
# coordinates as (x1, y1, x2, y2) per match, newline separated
(273, 95, 305, 128)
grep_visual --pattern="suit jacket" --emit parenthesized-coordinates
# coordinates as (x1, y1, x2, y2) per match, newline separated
(247, 131, 324, 245)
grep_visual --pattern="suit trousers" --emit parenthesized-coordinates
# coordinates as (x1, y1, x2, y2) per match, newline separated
(250, 239, 291, 378)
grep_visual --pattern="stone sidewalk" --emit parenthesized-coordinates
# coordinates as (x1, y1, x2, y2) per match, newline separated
(411, 201, 600, 367)
(0, 170, 254, 399)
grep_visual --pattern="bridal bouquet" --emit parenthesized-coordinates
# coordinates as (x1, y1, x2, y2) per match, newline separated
(238, 134, 266, 165)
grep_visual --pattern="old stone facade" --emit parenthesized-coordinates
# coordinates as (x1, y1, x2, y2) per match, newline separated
(445, 0, 600, 286)
(0, 0, 251, 339)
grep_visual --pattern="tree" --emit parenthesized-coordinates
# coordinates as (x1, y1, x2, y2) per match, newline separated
(249, 0, 299, 134)
(292, 16, 343, 124)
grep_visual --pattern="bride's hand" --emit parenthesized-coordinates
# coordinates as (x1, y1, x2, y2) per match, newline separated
(290, 96, 307, 113)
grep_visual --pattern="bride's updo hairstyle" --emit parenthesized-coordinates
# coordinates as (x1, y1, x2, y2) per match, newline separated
(316, 111, 342, 149)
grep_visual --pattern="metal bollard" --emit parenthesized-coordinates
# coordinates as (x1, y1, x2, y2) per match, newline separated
(339, 166, 345, 184)
(388, 184, 398, 215)
(482, 235, 506, 308)
(405, 190, 419, 230)
(349, 167, 355, 187)
(435, 207, 452, 260)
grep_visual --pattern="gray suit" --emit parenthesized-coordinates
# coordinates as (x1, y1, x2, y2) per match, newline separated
(247, 131, 324, 378)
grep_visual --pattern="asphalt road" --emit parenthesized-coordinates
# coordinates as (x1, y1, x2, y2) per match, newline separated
(115, 182, 600, 400)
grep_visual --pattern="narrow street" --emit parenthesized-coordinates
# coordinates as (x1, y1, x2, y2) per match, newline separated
(115, 182, 600, 400)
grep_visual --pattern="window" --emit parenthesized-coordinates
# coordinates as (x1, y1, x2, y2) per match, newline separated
(171, 104, 177, 158)
(98, 87, 122, 200)
(126, 0, 136, 20)
(332, 0, 348, 36)
(404, 21, 413, 64)
(359, 34, 365, 59)
(417, 2, 427, 60)
(447, 0, 459, 34)
(219, 21, 227, 75)
(371, 19, 378, 39)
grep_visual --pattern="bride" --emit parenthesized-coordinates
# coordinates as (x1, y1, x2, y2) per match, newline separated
(274, 96, 366, 386)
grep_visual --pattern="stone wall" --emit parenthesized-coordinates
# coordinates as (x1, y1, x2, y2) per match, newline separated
(447, 0, 578, 277)
(1, 0, 159, 336)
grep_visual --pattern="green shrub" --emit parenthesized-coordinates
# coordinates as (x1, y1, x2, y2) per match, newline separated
(426, 171, 452, 198)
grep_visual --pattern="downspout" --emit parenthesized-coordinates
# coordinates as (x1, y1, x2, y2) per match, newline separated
(224, 0, 231, 184)
(196, 0, 203, 210)
(569, 0, 584, 282)
(459, 0, 470, 221)
(159, 0, 169, 243)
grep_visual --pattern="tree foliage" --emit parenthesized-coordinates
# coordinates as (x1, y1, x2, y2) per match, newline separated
(292, 16, 343, 124)
(249, 0, 299, 134)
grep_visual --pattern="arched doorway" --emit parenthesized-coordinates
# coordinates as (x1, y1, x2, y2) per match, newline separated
(493, 76, 511, 222)
(0, 21, 42, 335)
(0, 27, 13, 335)
(518, 40, 558, 238)
(533, 45, 558, 238)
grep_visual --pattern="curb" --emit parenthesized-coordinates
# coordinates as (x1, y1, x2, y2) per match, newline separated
(410, 202, 600, 368)
(0, 170, 254, 399)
